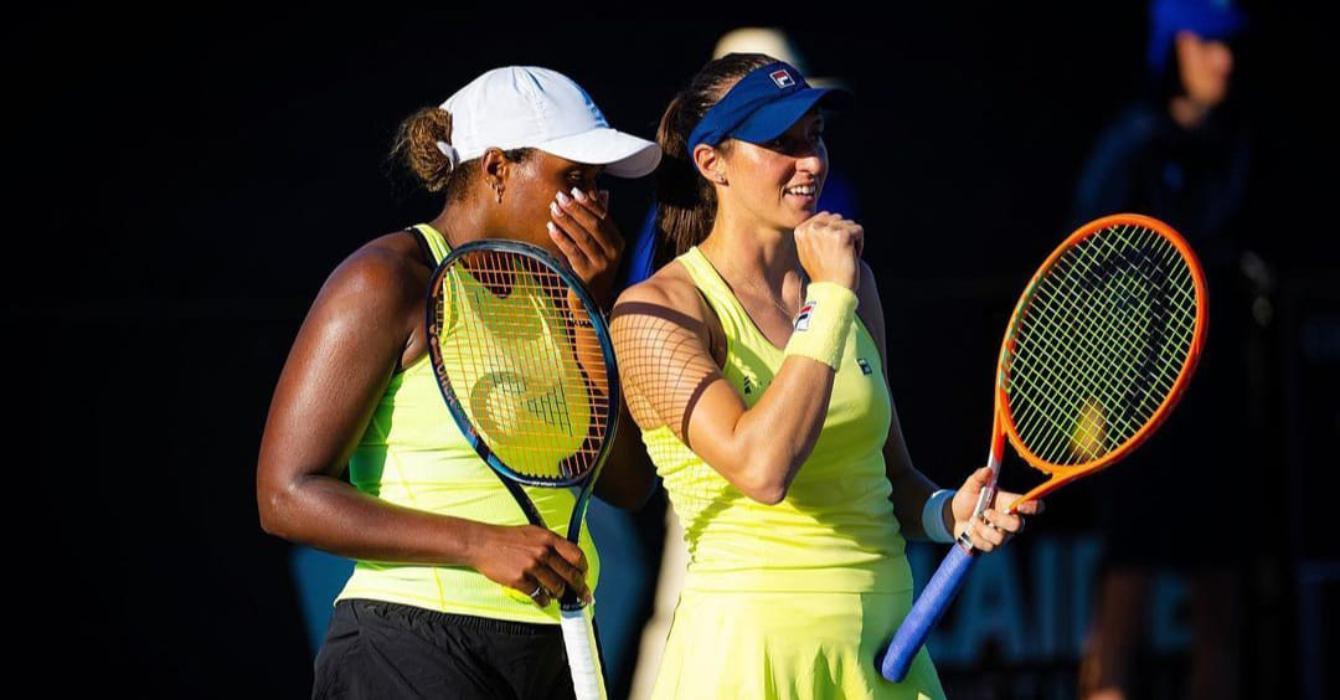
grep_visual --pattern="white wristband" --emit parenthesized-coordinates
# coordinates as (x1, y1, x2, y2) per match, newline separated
(921, 489, 956, 544)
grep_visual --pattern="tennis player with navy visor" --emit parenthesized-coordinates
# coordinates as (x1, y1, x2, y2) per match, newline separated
(610, 54, 1045, 698)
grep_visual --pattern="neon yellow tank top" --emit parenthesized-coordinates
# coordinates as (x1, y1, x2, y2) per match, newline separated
(642, 246, 912, 593)
(332, 223, 600, 623)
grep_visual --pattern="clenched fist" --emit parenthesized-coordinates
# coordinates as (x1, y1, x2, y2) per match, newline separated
(794, 211, 864, 291)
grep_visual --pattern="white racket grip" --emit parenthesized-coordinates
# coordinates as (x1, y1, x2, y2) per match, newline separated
(560, 605, 607, 700)
(971, 444, 1003, 518)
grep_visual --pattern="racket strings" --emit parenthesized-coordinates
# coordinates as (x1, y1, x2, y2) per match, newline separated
(1010, 232, 1163, 431)
(483, 257, 609, 478)
(1011, 231, 1186, 441)
(1004, 223, 1199, 465)
(1018, 236, 1189, 447)
(1009, 229, 1185, 458)
(433, 250, 612, 483)
(1012, 227, 1195, 460)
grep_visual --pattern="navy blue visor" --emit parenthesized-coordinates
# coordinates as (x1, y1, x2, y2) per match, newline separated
(686, 61, 852, 159)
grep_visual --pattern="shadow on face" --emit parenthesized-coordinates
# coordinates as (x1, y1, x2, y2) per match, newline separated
(717, 108, 829, 230)
(497, 151, 606, 254)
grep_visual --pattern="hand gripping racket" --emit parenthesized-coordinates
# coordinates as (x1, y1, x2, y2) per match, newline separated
(426, 239, 617, 700)
(877, 213, 1209, 682)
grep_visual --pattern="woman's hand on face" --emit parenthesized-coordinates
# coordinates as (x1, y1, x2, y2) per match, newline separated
(794, 211, 863, 291)
(548, 188, 622, 307)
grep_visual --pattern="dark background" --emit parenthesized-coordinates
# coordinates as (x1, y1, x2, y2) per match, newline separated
(8, 4, 1336, 698)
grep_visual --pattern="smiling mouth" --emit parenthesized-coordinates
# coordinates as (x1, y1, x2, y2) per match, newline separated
(782, 187, 814, 203)
(784, 184, 817, 197)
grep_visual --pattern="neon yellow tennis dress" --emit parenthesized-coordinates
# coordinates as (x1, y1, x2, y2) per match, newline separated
(645, 246, 945, 699)
(331, 223, 600, 625)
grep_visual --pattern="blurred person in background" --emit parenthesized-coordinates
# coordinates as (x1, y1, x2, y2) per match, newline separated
(1070, 2, 1269, 699)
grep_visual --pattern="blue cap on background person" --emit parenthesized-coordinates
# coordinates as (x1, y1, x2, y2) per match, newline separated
(686, 59, 852, 160)
(1147, 0, 1247, 77)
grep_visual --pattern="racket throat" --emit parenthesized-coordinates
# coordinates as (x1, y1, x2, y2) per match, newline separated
(971, 428, 1005, 520)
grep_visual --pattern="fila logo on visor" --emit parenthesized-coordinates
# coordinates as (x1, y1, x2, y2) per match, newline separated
(770, 70, 795, 88)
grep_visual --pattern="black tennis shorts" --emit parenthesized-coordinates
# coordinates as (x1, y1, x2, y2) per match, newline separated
(312, 598, 599, 699)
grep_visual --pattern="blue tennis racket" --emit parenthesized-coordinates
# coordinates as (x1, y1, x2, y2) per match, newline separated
(426, 239, 619, 700)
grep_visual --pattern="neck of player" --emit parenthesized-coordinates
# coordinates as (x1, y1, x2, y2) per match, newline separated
(701, 210, 804, 297)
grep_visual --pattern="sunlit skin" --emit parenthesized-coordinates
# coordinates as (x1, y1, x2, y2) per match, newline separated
(256, 145, 654, 611)
(687, 108, 830, 337)
(430, 149, 623, 305)
(613, 101, 1042, 545)
(709, 109, 830, 232)
(1170, 30, 1235, 129)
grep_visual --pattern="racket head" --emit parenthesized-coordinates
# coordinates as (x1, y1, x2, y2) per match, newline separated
(995, 213, 1208, 496)
(425, 239, 620, 488)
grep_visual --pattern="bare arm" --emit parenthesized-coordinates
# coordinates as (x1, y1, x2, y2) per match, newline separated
(609, 214, 866, 505)
(856, 260, 944, 541)
(255, 240, 588, 606)
(860, 261, 1043, 548)
(593, 404, 657, 511)
(610, 277, 841, 505)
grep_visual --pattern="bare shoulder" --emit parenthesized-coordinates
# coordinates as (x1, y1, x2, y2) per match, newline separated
(301, 230, 431, 336)
(614, 259, 708, 321)
(362, 228, 427, 262)
(316, 230, 428, 313)
(611, 258, 725, 363)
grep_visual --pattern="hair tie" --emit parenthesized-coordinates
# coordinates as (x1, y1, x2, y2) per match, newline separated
(435, 140, 460, 172)
(434, 108, 459, 172)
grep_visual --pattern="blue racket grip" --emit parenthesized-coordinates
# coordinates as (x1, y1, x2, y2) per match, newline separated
(878, 542, 977, 682)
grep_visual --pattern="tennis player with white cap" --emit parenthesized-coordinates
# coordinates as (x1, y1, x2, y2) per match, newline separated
(256, 65, 660, 699)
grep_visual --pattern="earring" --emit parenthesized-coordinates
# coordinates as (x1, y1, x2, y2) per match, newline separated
(492, 182, 503, 203)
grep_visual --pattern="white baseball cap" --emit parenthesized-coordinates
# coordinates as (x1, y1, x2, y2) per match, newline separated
(436, 66, 661, 178)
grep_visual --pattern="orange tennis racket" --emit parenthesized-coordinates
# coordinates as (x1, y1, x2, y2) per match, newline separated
(878, 213, 1209, 681)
